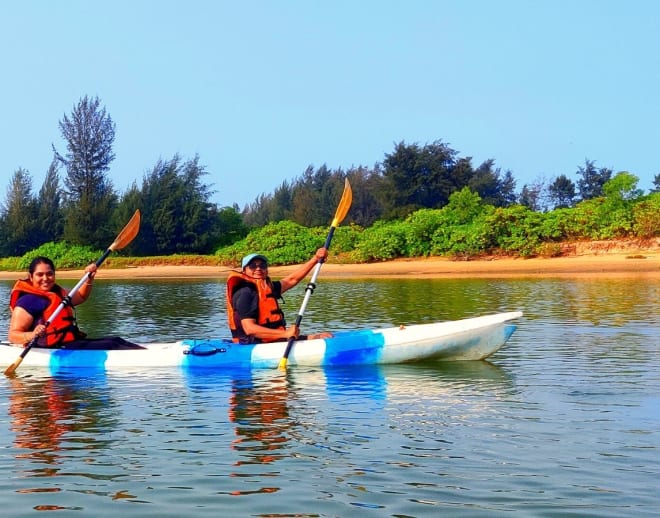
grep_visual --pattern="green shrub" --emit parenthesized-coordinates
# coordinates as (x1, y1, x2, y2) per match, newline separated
(17, 242, 101, 271)
(569, 199, 606, 239)
(431, 220, 492, 258)
(214, 221, 317, 266)
(402, 209, 447, 256)
(352, 220, 408, 261)
(541, 208, 581, 241)
(4, 184, 656, 267)
(483, 206, 544, 256)
(444, 187, 487, 225)
(587, 172, 642, 239)
(632, 193, 660, 238)
(327, 223, 363, 254)
(0, 256, 21, 271)
(213, 220, 365, 266)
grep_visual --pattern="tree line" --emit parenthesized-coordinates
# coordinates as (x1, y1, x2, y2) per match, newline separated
(0, 96, 247, 258)
(214, 176, 659, 267)
(1, 95, 659, 259)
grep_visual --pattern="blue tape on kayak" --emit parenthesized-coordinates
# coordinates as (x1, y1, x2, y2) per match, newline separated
(504, 325, 517, 341)
(50, 349, 109, 369)
(323, 330, 384, 366)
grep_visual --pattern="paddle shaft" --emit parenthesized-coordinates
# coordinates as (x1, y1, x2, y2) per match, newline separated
(292, 227, 335, 323)
(279, 227, 336, 364)
(278, 180, 351, 369)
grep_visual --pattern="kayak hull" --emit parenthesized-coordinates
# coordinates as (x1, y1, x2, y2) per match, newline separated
(1, 311, 522, 371)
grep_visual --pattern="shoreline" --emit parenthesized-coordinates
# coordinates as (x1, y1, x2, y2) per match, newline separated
(1, 252, 658, 280)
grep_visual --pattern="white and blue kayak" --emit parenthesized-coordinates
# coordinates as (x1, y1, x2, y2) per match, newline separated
(0, 311, 522, 372)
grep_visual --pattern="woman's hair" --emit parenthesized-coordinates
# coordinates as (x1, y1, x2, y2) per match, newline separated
(28, 256, 56, 275)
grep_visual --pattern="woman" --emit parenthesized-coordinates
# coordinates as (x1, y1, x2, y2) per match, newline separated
(8, 256, 141, 350)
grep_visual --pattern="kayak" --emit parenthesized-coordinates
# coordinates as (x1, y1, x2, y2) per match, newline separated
(0, 311, 522, 372)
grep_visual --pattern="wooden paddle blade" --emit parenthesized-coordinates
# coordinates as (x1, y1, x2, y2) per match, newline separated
(4, 356, 22, 376)
(330, 179, 352, 228)
(109, 209, 141, 251)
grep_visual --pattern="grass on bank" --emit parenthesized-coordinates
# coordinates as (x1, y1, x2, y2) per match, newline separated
(0, 239, 656, 274)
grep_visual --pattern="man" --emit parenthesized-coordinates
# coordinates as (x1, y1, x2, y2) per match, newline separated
(226, 248, 332, 343)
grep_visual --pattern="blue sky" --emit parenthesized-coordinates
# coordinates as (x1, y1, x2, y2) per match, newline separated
(1, 0, 658, 211)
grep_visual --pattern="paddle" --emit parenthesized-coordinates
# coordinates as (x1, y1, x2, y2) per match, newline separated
(278, 179, 352, 370)
(4, 209, 141, 376)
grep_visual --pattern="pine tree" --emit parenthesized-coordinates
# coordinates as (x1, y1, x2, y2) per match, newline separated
(0, 168, 39, 255)
(36, 158, 64, 245)
(53, 95, 117, 248)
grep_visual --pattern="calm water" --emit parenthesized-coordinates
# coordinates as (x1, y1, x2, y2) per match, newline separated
(0, 276, 658, 517)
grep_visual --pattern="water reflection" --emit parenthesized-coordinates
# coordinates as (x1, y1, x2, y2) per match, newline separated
(8, 374, 115, 469)
(6, 372, 120, 510)
(229, 373, 291, 468)
(177, 369, 295, 497)
(323, 365, 388, 401)
(8, 375, 74, 470)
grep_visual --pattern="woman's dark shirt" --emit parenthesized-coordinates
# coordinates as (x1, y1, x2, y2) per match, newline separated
(14, 293, 50, 321)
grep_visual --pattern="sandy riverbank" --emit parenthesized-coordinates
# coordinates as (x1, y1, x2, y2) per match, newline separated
(1, 251, 658, 281)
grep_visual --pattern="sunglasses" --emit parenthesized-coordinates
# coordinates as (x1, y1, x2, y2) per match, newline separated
(247, 261, 268, 270)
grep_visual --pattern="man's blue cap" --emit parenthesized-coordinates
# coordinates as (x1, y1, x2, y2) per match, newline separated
(241, 253, 268, 269)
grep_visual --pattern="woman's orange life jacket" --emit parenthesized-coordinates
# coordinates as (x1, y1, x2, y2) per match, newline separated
(226, 272, 286, 343)
(9, 279, 84, 347)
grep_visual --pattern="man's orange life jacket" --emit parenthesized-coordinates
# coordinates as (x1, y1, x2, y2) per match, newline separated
(226, 272, 286, 343)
